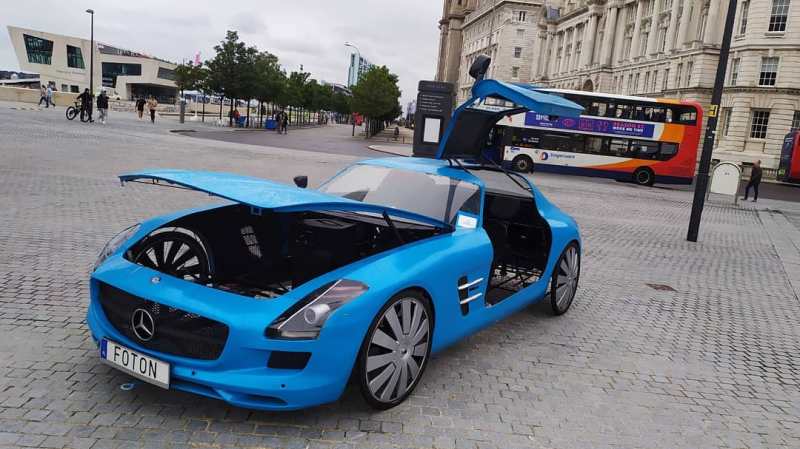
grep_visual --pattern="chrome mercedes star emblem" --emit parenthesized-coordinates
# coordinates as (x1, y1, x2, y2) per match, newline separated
(131, 308, 155, 341)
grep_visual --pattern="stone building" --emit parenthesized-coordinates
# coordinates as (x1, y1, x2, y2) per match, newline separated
(436, 1, 545, 103)
(436, 0, 800, 168)
(533, 0, 800, 168)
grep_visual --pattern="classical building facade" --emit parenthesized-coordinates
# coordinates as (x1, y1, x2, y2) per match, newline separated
(436, 1, 545, 103)
(531, 0, 800, 168)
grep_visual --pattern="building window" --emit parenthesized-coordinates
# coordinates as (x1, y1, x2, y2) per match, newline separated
(644, 72, 650, 92)
(769, 0, 790, 32)
(792, 111, 800, 130)
(759, 57, 779, 86)
(514, 47, 522, 58)
(101, 62, 142, 88)
(511, 66, 520, 78)
(663, 0, 673, 12)
(23, 34, 53, 65)
(739, 0, 750, 34)
(750, 110, 770, 138)
(657, 26, 667, 52)
(652, 70, 658, 91)
(676, 63, 683, 87)
(663, 69, 670, 90)
(721, 107, 732, 136)
(66, 45, 85, 69)
(517, 11, 527, 22)
(729, 58, 741, 85)
(685, 61, 693, 87)
(157, 67, 176, 81)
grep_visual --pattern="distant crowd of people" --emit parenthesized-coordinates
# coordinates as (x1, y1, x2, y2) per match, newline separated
(70, 89, 159, 125)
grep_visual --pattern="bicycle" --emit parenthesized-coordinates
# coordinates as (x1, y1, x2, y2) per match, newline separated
(66, 101, 90, 122)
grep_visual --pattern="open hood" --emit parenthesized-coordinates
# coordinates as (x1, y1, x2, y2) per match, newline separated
(435, 79, 584, 160)
(119, 169, 453, 230)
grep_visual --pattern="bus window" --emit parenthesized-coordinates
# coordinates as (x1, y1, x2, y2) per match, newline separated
(585, 136, 605, 154)
(630, 140, 660, 159)
(651, 107, 666, 122)
(512, 128, 541, 148)
(606, 103, 617, 117)
(670, 105, 697, 124)
(589, 102, 607, 117)
(660, 143, 678, 160)
(540, 132, 579, 152)
(609, 139, 629, 156)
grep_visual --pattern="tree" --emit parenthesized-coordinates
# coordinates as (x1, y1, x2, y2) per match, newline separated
(173, 62, 205, 98)
(205, 31, 248, 125)
(331, 92, 351, 115)
(252, 51, 286, 122)
(351, 66, 401, 137)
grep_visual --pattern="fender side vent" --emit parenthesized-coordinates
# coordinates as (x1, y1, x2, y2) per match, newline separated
(268, 351, 311, 370)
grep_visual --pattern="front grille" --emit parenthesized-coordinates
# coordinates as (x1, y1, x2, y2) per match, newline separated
(98, 282, 229, 360)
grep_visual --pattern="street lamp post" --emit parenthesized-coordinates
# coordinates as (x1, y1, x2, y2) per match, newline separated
(344, 42, 361, 137)
(86, 9, 94, 98)
(686, 0, 738, 242)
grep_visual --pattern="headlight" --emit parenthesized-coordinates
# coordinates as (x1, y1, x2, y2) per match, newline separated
(266, 279, 368, 340)
(93, 224, 140, 271)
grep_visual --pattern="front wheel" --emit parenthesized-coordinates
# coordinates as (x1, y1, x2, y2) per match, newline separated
(633, 167, 655, 187)
(549, 243, 580, 315)
(65, 106, 78, 121)
(512, 155, 534, 173)
(358, 290, 432, 409)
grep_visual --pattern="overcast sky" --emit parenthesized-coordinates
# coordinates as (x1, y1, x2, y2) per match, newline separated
(0, 0, 442, 109)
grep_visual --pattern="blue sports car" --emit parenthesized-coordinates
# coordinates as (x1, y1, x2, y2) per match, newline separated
(87, 74, 584, 410)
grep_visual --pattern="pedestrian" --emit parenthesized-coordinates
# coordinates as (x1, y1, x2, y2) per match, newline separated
(135, 97, 146, 119)
(97, 89, 109, 124)
(77, 88, 94, 122)
(38, 85, 47, 107)
(146, 95, 158, 123)
(742, 160, 763, 202)
(45, 84, 55, 108)
(280, 110, 289, 135)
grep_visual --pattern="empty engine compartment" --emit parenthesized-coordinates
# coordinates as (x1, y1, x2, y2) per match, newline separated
(125, 204, 441, 298)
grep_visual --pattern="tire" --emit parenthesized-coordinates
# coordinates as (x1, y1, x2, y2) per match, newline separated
(358, 290, 432, 410)
(80, 111, 91, 123)
(549, 242, 580, 315)
(512, 155, 534, 173)
(65, 107, 78, 121)
(633, 167, 655, 187)
(131, 231, 211, 283)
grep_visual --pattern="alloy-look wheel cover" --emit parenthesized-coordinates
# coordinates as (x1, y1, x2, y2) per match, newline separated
(555, 246, 579, 310)
(365, 297, 429, 403)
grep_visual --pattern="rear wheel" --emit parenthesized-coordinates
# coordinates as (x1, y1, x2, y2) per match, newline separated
(549, 243, 580, 315)
(131, 231, 210, 283)
(65, 106, 78, 121)
(358, 290, 432, 409)
(512, 155, 534, 173)
(633, 167, 655, 187)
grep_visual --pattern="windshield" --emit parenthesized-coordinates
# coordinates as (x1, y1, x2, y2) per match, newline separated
(319, 165, 481, 224)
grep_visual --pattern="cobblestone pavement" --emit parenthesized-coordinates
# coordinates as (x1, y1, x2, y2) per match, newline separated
(1, 107, 799, 449)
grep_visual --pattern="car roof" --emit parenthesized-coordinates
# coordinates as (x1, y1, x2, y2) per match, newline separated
(358, 157, 484, 186)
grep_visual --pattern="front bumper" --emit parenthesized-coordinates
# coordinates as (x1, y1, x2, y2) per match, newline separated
(86, 266, 365, 411)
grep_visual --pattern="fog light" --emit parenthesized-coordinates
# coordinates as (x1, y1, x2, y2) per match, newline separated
(303, 303, 331, 326)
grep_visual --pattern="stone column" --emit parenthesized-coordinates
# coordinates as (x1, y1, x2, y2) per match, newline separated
(550, 32, 561, 75)
(600, 5, 619, 66)
(677, 0, 693, 48)
(629, 2, 644, 60)
(581, 14, 599, 68)
(705, 0, 722, 44)
(444, 18, 464, 85)
(612, 5, 628, 63)
(646, 0, 662, 55)
(542, 30, 553, 77)
(665, 0, 681, 52)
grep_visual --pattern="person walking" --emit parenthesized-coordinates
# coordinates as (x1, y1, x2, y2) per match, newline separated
(38, 85, 47, 107)
(97, 90, 109, 124)
(280, 110, 289, 135)
(146, 95, 158, 123)
(742, 160, 763, 202)
(135, 97, 146, 119)
(77, 88, 94, 123)
(45, 85, 55, 108)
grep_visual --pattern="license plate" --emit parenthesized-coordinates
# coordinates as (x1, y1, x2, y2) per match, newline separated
(101, 339, 170, 389)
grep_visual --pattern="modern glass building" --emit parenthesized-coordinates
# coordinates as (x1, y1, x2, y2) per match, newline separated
(347, 53, 375, 87)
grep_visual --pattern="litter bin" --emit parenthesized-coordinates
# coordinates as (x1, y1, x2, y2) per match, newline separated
(265, 119, 277, 130)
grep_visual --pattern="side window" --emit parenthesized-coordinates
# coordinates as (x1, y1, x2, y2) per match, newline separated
(660, 143, 679, 160)
(585, 136, 606, 154)
(630, 140, 660, 159)
(608, 139, 629, 157)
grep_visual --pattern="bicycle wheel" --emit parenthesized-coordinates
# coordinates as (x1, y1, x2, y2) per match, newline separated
(65, 107, 78, 121)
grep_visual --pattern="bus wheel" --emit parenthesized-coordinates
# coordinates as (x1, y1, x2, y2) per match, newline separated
(512, 155, 534, 173)
(633, 167, 655, 187)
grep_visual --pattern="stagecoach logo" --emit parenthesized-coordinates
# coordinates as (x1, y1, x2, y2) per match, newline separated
(539, 152, 550, 161)
(131, 308, 155, 342)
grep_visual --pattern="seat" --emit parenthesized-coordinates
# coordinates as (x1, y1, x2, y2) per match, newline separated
(484, 195, 521, 270)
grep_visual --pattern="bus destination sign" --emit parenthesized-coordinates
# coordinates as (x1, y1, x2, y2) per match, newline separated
(524, 112, 656, 139)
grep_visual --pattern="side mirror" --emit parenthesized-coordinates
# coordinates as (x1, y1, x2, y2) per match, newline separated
(469, 55, 492, 82)
(293, 176, 308, 188)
